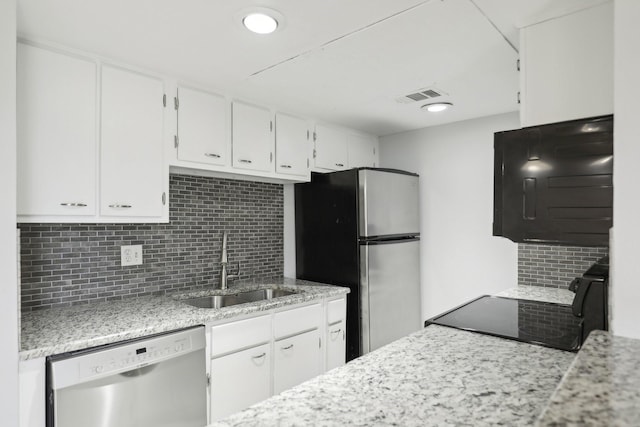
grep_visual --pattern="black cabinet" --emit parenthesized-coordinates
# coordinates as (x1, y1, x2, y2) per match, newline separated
(494, 115, 613, 246)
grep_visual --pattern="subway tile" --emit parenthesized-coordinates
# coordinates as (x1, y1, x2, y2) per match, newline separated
(18, 173, 284, 311)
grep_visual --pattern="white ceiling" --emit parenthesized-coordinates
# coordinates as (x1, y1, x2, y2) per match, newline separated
(16, 0, 608, 136)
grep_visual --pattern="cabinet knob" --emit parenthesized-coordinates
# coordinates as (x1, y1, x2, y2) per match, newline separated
(60, 202, 87, 207)
(335, 163, 344, 167)
(252, 352, 266, 360)
(108, 204, 132, 209)
(280, 165, 292, 169)
(204, 153, 221, 158)
(238, 159, 252, 164)
(281, 344, 294, 350)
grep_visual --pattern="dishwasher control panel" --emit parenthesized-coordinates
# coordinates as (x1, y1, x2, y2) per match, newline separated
(49, 327, 206, 389)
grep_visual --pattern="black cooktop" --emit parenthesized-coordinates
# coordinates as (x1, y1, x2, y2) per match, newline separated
(425, 296, 583, 352)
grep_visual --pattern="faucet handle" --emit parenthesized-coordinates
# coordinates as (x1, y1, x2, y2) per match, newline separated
(228, 262, 241, 280)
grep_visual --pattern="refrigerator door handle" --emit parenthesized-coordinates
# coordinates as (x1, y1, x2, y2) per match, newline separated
(360, 244, 371, 355)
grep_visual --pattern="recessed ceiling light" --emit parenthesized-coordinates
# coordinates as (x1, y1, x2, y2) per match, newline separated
(422, 102, 453, 113)
(243, 12, 278, 34)
(238, 8, 284, 35)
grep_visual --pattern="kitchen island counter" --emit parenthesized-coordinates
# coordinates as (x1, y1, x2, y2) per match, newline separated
(209, 323, 575, 426)
(537, 330, 640, 426)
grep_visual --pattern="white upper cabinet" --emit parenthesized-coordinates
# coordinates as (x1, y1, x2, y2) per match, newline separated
(232, 101, 274, 173)
(176, 86, 228, 167)
(347, 133, 378, 168)
(313, 124, 348, 171)
(275, 113, 310, 178)
(17, 42, 97, 218)
(100, 65, 166, 218)
(520, 2, 613, 127)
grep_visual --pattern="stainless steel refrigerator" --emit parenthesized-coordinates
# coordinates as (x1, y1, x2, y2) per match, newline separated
(295, 168, 421, 361)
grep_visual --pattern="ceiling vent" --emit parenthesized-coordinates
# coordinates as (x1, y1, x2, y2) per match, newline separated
(396, 87, 447, 104)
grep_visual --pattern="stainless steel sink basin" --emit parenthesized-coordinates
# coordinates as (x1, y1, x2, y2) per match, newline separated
(183, 294, 249, 309)
(238, 288, 298, 302)
(182, 288, 299, 309)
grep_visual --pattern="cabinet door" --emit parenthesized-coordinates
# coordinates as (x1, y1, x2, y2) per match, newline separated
(348, 133, 378, 168)
(314, 124, 348, 171)
(100, 65, 165, 217)
(327, 320, 346, 371)
(17, 43, 97, 217)
(520, 2, 613, 126)
(275, 113, 309, 177)
(232, 101, 273, 172)
(210, 343, 271, 421)
(176, 86, 228, 167)
(273, 329, 321, 394)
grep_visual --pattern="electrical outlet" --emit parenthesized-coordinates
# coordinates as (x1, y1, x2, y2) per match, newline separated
(121, 245, 143, 267)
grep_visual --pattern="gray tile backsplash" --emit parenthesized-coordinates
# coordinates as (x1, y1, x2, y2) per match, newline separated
(19, 174, 283, 311)
(518, 243, 608, 289)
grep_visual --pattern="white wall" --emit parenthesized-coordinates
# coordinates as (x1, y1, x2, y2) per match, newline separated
(611, 0, 640, 339)
(0, 0, 19, 424)
(379, 112, 520, 320)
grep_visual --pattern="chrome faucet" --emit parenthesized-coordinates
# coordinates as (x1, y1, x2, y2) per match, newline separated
(220, 232, 239, 290)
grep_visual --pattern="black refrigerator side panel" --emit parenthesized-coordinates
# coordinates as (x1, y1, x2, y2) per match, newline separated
(295, 170, 361, 360)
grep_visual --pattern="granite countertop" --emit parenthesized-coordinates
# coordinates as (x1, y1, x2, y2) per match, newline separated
(210, 324, 575, 427)
(20, 278, 348, 361)
(496, 285, 575, 305)
(208, 285, 577, 427)
(537, 331, 640, 426)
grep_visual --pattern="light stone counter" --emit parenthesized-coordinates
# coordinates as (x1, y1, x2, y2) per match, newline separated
(496, 285, 575, 305)
(537, 331, 640, 426)
(20, 278, 348, 361)
(209, 324, 575, 427)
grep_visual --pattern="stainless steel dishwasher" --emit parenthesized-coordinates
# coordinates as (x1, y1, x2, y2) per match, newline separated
(46, 326, 207, 427)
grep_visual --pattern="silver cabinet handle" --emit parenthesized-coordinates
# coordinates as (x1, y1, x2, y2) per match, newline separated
(280, 165, 292, 169)
(204, 153, 221, 158)
(108, 204, 132, 209)
(281, 344, 293, 350)
(335, 163, 344, 167)
(252, 352, 266, 360)
(330, 328, 342, 336)
(238, 159, 252, 164)
(60, 202, 87, 207)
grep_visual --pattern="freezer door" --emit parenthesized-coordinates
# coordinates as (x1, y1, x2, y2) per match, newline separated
(360, 238, 421, 354)
(358, 169, 420, 238)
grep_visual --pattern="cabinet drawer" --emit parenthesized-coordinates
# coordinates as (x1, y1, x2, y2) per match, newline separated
(327, 297, 346, 324)
(274, 303, 321, 339)
(211, 314, 271, 357)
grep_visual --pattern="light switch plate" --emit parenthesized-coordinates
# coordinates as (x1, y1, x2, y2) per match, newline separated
(121, 245, 143, 266)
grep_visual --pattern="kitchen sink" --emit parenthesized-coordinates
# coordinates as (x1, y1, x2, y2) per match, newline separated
(237, 288, 298, 302)
(182, 288, 299, 309)
(183, 294, 249, 309)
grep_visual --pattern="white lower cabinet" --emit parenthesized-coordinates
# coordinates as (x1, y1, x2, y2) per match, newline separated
(273, 329, 321, 394)
(326, 297, 347, 371)
(210, 343, 272, 421)
(19, 358, 46, 427)
(326, 320, 346, 371)
(208, 297, 345, 422)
